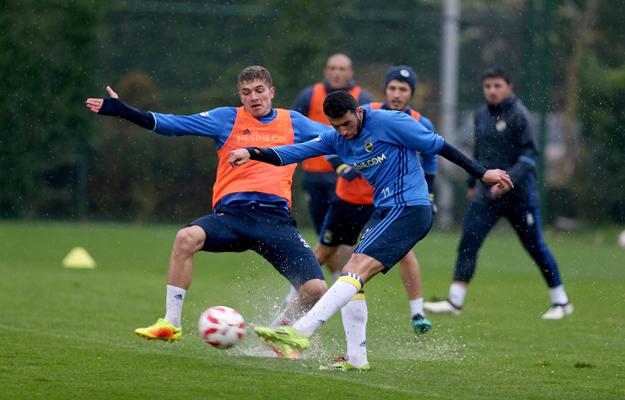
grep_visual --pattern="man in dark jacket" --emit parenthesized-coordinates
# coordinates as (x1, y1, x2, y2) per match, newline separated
(425, 68, 573, 320)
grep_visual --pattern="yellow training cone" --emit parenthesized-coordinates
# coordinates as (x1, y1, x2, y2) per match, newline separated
(62, 247, 96, 269)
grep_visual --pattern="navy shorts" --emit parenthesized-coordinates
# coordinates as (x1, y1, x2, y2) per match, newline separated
(355, 205, 433, 271)
(189, 205, 325, 288)
(319, 198, 375, 246)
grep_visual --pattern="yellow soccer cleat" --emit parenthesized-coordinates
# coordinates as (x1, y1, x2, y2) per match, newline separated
(134, 318, 182, 342)
(319, 356, 370, 372)
(253, 326, 309, 351)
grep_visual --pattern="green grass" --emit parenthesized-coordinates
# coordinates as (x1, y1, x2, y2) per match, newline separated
(1, 221, 624, 399)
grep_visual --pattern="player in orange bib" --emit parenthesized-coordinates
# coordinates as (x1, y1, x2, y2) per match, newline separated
(85, 66, 332, 356)
(292, 54, 374, 235)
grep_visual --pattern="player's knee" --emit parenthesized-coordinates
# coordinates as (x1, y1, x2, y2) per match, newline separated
(299, 279, 327, 304)
(342, 253, 383, 281)
(174, 227, 205, 254)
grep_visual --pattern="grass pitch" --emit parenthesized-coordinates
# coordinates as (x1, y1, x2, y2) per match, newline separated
(1, 221, 624, 399)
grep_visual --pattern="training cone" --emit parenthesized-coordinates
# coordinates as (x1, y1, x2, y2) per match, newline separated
(62, 247, 96, 269)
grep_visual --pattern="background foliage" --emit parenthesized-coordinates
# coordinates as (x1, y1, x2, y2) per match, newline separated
(2, 0, 624, 224)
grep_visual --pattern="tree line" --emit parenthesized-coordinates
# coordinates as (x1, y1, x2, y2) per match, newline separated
(2, 0, 624, 224)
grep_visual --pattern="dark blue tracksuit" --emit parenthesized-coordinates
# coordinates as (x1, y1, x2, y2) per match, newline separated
(454, 95, 562, 288)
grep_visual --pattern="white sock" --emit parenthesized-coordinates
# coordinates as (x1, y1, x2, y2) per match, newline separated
(549, 285, 569, 305)
(341, 296, 368, 367)
(293, 278, 360, 336)
(448, 283, 467, 308)
(164, 284, 186, 327)
(409, 298, 424, 318)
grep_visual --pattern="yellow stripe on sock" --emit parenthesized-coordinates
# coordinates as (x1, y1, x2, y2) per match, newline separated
(352, 293, 366, 301)
(338, 275, 363, 291)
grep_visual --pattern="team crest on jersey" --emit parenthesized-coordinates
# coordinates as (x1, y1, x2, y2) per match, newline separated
(364, 140, 374, 152)
(495, 119, 507, 132)
(322, 230, 333, 244)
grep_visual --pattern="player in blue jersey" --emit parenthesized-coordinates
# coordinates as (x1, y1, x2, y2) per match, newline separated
(274, 66, 439, 338)
(85, 66, 333, 354)
(228, 90, 513, 370)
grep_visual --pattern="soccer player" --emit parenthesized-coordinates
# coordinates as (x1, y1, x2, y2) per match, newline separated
(292, 53, 374, 235)
(228, 91, 513, 370)
(313, 66, 438, 335)
(85, 66, 332, 349)
(425, 68, 573, 320)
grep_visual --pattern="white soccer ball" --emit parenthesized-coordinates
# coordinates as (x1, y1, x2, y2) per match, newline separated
(198, 306, 246, 349)
(618, 230, 625, 249)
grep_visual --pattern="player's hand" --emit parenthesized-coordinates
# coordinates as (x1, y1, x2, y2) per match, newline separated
(481, 169, 513, 191)
(336, 164, 360, 182)
(228, 148, 251, 167)
(85, 86, 119, 113)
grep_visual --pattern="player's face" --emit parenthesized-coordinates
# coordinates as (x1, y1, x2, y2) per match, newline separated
(324, 57, 354, 89)
(328, 108, 363, 140)
(482, 77, 512, 105)
(385, 80, 412, 111)
(238, 79, 275, 117)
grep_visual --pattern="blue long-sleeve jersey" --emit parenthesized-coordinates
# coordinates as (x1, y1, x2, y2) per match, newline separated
(271, 109, 445, 208)
(151, 107, 333, 149)
(362, 103, 438, 175)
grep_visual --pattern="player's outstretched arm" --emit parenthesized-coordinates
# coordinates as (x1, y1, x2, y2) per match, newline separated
(229, 135, 336, 168)
(228, 147, 282, 167)
(85, 86, 155, 130)
(438, 142, 513, 191)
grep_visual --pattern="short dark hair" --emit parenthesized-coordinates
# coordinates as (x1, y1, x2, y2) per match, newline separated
(323, 91, 358, 118)
(481, 67, 511, 84)
(238, 65, 273, 88)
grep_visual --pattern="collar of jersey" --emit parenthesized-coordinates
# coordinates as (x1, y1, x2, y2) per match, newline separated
(253, 108, 277, 124)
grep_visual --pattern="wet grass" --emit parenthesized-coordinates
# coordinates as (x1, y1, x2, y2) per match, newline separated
(1, 221, 624, 399)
